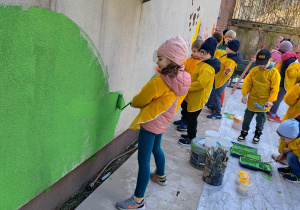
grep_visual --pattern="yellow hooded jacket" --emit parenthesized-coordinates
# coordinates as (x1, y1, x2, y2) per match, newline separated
(278, 137, 300, 159)
(241, 66, 281, 112)
(183, 57, 202, 75)
(275, 61, 300, 92)
(282, 83, 300, 122)
(185, 62, 215, 112)
(215, 55, 238, 89)
(129, 73, 190, 130)
(214, 49, 226, 59)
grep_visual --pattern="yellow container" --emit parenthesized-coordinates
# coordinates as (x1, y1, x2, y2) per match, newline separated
(236, 178, 251, 195)
(236, 170, 250, 183)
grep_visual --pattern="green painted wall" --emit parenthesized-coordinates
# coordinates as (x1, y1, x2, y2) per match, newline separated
(0, 6, 124, 209)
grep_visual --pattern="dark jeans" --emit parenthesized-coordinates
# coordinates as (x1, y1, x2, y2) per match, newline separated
(134, 127, 165, 198)
(206, 81, 228, 114)
(187, 109, 202, 139)
(287, 152, 300, 177)
(242, 108, 267, 132)
(181, 100, 188, 122)
(269, 87, 287, 115)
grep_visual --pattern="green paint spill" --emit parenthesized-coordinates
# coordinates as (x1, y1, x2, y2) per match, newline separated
(45, 188, 51, 195)
(89, 156, 96, 162)
(296, 105, 299, 110)
(109, 177, 113, 180)
(0, 6, 124, 210)
(174, 160, 178, 164)
(262, 173, 272, 181)
(278, 191, 282, 194)
(145, 195, 149, 197)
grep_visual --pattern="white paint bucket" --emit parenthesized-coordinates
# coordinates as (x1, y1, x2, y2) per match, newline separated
(236, 178, 251, 195)
(204, 130, 219, 147)
(217, 137, 233, 151)
(232, 115, 244, 130)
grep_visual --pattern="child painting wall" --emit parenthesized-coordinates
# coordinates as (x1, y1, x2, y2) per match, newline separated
(0, 6, 124, 209)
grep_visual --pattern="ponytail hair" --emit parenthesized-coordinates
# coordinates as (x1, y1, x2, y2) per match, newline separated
(160, 62, 180, 78)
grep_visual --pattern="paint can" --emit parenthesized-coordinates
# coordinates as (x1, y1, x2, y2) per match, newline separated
(232, 115, 244, 130)
(202, 151, 228, 186)
(204, 130, 219, 147)
(190, 137, 206, 170)
(236, 178, 251, 195)
(236, 170, 250, 184)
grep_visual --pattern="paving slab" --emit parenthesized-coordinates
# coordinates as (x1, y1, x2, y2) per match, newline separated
(76, 89, 232, 210)
(197, 89, 299, 210)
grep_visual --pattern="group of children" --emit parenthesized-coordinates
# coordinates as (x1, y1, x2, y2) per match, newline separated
(116, 32, 300, 209)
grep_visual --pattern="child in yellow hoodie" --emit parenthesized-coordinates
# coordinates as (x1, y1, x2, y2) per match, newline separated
(238, 49, 280, 144)
(174, 39, 203, 131)
(276, 119, 300, 183)
(206, 39, 242, 119)
(116, 37, 191, 210)
(178, 37, 221, 145)
(272, 82, 300, 164)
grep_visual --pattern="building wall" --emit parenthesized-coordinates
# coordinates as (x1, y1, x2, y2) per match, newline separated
(0, 0, 221, 209)
(216, 0, 236, 31)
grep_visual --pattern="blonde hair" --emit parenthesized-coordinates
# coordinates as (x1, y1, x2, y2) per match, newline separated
(224, 30, 236, 39)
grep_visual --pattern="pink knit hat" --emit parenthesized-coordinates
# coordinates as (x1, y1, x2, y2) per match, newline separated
(278, 40, 293, 53)
(296, 44, 300, 53)
(157, 36, 188, 65)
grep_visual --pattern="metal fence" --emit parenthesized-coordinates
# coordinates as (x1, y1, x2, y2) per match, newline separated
(232, 0, 300, 27)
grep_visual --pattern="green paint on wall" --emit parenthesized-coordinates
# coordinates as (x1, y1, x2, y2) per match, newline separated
(0, 6, 124, 209)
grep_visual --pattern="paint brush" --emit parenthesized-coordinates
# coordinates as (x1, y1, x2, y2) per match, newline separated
(120, 102, 132, 110)
(254, 102, 267, 110)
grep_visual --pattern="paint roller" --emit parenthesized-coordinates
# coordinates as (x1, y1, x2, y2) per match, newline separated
(254, 102, 267, 111)
(116, 93, 132, 110)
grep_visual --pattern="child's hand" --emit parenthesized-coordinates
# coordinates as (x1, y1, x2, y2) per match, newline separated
(284, 148, 293, 153)
(266, 101, 273, 108)
(277, 152, 285, 162)
(225, 67, 232, 75)
(241, 95, 247, 104)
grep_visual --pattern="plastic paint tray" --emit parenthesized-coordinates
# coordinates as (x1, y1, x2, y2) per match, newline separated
(230, 147, 261, 161)
(239, 156, 272, 174)
(231, 141, 257, 154)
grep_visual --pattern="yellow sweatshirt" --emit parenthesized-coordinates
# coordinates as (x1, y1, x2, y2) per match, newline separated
(215, 55, 238, 88)
(275, 61, 300, 92)
(183, 57, 202, 75)
(241, 66, 281, 112)
(278, 137, 300, 159)
(282, 83, 300, 122)
(214, 49, 226, 59)
(185, 62, 215, 112)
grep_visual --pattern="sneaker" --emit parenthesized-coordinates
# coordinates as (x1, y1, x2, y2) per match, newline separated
(271, 153, 288, 165)
(178, 138, 192, 145)
(207, 113, 222, 120)
(181, 134, 189, 139)
(173, 119, 185, 125)
(238, 130, 248, 142)
(177, 123, 188, 131)
(116, 196, 145, 210)
(150, 172, 167, 186)
(267, 113, 281, 123)
(277, 167, 292, 175)
(283, 173, 300, 183)
(252, 130, 262, 144)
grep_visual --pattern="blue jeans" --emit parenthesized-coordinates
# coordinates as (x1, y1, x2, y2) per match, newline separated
(287, 152, 300, 177)
(134, 127, 165, 198)
(269, 87, 286, 115)
(206, 81, 228, 115)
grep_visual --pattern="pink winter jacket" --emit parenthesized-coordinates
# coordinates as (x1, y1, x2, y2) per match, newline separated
(141, 69, 191, 134)
(271, 47, 282, 65)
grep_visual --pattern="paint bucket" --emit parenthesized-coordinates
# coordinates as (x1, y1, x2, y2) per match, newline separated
(190, 137, 206, 170)
(236, 178, 251, 195)
(204, 130, 219, 147)
(236, 170, 250, 184)
(217, 137, 233, 151)
(202, 151, 228, 186)
(232, 115, 244, 130)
